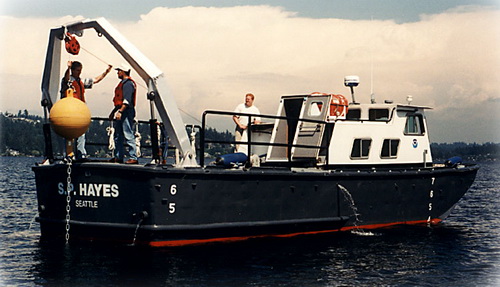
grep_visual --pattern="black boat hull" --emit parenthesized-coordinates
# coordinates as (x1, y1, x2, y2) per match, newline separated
(33, 162, 478, 246)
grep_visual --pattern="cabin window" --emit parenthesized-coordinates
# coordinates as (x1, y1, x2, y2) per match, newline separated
(309, 101, 323, 116)
(369, 109, 390, 121)
(381, 139, 400, 158)
(346, 109, 361, 120)
(404, 114, 425, 135)
(351, 138, 372, 159)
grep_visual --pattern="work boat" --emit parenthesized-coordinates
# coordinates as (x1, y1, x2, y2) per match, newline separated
(33, 18, 479, 247)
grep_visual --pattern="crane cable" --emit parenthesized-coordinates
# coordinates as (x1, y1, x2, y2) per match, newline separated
(81, 45, 206, 127)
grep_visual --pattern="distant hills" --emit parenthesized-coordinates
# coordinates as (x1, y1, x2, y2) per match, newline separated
(430, 142, 498, 162)
(0, 111, 233, 158)
(1, 111, 498, 161)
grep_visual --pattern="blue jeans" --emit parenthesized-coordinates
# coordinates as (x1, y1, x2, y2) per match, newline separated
(114, 108, 137, 160)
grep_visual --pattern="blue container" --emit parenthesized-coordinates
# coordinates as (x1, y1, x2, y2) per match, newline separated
(215, 152, 248, 167)
(445, 156, 463, 167)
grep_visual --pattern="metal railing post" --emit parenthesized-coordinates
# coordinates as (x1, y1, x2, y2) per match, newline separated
(147, 91, 160, 162)
(200, 112, 207, 167)
(247, 114, 252, 159)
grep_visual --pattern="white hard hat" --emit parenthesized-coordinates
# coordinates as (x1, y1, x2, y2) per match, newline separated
(115, 63, 131, 73)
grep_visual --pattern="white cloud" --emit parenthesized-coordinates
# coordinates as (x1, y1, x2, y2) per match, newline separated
(1, 5, 499, 142)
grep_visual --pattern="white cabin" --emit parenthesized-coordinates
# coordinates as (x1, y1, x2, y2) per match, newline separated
(264, 93, 433, 168)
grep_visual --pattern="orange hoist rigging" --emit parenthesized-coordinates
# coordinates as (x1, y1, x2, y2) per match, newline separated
(64, 32, 80, 55)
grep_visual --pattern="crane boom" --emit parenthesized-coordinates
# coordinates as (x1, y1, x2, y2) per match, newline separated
(41, 18, 196, 165)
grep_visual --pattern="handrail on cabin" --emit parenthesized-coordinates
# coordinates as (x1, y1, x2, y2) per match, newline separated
(200, 110, 330, 167)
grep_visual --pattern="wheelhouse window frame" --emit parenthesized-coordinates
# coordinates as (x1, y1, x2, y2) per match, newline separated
(350, 138, 372, 159)
(380, 139, 400, 159)
(404, 113, 425, 136)
(346, 109, 361, 121)
(369, 108, 390, 121)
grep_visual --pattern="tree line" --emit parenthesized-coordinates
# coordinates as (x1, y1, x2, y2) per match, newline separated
(0, 111, 234, 158)
(1, 110, 498, 161)
(430, 142, 499, 161)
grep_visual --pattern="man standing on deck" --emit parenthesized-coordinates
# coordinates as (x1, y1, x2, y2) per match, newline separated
(233, 93, 261, 154)
(60, 60, 112, 160)
(108, 63, 138, 164)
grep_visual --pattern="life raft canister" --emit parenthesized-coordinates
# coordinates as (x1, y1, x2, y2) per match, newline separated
(329, 94, 349, 118)
(65, 32, 80, 55)
(310, 92, 349, 119)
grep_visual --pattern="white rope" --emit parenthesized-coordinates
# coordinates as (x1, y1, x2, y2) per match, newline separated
(107, 122, 115, 151)
(135, 120, 142, 157)
(80, 46, 110, 66)
(157, 124, 161, 141)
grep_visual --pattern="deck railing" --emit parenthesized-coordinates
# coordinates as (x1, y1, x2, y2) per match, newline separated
(200, 110, 331, 167)
(43, 112, 330, 167)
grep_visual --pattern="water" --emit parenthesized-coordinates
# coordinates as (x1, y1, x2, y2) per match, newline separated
(1, 157, 499, 286)
(337, 183, 377, 237)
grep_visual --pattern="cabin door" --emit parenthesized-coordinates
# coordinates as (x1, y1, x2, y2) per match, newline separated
(266, 97, 303, 161)
(291, 95, 330, 159)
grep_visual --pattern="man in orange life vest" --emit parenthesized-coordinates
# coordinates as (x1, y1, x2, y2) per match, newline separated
(60, 60, 112, 159)
(108, 63, 138, 164)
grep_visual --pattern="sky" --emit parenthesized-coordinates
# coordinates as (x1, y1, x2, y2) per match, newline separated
(0, 0, 499, 143)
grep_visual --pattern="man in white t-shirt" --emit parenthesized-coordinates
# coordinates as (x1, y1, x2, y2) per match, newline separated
(233, 93, 261, 154)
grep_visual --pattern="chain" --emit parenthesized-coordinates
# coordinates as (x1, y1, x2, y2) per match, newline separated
(65, 158, 73, 243)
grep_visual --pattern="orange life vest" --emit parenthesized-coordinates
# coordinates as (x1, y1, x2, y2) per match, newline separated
(113, 78, 136, 107)
(69, 78, 85, 102)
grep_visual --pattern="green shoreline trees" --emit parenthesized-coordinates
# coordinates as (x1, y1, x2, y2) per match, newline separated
(1, 111, 498, 161)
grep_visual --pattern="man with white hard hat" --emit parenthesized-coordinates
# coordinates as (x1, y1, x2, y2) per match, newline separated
(109, 63, 138, 164)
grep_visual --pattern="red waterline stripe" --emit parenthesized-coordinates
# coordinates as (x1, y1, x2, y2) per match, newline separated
(148, 218, 442, 247)
(339, 218, 442, 231)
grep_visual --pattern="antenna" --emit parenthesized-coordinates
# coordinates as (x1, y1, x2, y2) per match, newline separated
(370, 15, 376, 104)
(344, 75, 359, 104)
(370, 53, 375, 104)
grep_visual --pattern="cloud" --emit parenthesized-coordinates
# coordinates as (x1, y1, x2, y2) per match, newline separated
(1, 5, 499, 142)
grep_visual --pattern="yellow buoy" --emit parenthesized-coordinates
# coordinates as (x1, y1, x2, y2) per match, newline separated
(49, 90, 91, 140)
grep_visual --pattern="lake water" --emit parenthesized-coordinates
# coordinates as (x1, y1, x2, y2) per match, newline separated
(1, 157, 499, 286)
